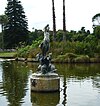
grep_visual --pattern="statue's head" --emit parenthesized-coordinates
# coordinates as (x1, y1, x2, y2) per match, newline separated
(44, 24, 49, 32)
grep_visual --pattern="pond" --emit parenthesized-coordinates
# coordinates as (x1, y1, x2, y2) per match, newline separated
(0, 59, 100, 106)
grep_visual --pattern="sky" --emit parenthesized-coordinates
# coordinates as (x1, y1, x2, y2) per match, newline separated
(0, 0, 100, 32)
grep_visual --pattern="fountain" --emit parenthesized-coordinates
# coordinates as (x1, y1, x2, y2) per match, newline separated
(30, 24, 60, 92)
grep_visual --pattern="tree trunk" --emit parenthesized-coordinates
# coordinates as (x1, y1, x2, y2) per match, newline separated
(1, 24, 4, 49)
(52, 0, 56, 41)
(63, 0, 66, 41)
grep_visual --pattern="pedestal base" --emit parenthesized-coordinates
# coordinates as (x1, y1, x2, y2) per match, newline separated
(30, 73, 60, 92)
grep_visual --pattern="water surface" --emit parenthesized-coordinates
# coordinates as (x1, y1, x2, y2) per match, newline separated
(0, 59, 100, 106)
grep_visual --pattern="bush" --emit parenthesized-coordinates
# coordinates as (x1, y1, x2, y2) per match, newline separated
(17, 40, 41, 58)
(75, 41, 85, 54)
(17, 45, 30, 58)
(55, 53, 78, 63)
(74, 55, 90, 63)
(90, 58, 100, 63)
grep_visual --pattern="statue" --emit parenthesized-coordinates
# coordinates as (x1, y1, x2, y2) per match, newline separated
(39, 24, 50, 57)
(31, 24, 60, 92)
(37, 24, 56, 74)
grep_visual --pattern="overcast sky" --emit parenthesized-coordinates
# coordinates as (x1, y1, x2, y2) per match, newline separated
(0, 0, 100, 32)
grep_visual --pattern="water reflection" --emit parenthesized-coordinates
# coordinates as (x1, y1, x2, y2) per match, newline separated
(56, 63, 100, 106)
(62, 77, 67, 106)
(92, 74, 100, 90)
(31, 92, 60, 106)
(1, 61, 30, 106)
(0, 61, 100, 106)
(56, 63, 100, 79)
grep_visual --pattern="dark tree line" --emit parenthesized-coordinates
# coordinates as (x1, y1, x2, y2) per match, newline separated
(0, 0, 100, 50)
(1, 0, 67, 49)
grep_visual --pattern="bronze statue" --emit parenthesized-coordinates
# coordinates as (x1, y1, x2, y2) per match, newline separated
(37, 24, 56, 74)
(39, 24, 50, 57)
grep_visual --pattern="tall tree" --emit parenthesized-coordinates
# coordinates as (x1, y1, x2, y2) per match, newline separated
(92, 13, 100, 28)
(63, 0, 66, 41)
(0, 14, 8, 49)
(52, 0, 56, 41)
(0, 15, 8, 31)
(4, 0, 29, 49)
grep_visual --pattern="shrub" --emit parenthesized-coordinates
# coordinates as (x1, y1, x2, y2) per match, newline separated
(74, 55, 90, 63)
(17, 40, 41, 58)
(55, 53, 78, 63)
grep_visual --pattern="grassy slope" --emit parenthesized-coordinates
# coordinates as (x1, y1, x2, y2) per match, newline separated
(0, 52, 17, 58)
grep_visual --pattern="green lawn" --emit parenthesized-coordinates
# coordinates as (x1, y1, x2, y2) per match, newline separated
(0, 52, 17, 58)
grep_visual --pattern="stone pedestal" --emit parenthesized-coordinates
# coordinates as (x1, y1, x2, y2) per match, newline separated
(30, 73, 60, 92)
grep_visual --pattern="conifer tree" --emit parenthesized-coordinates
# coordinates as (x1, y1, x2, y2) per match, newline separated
(4, 0, 29, 48)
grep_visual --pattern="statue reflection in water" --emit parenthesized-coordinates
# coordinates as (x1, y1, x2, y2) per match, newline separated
(31, 92, 60, 106)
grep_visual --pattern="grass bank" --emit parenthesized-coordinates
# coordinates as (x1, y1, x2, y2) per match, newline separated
(0, 52, 17, 58)
(16, 41, 100, 63)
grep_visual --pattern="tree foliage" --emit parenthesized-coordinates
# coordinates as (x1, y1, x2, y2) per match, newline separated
(0, 14, 8, 31)
(0, 14, 8, 49)
(4, 0, 29, 49)
(92, 13, 100, 28)
(94, 26, 100, 39)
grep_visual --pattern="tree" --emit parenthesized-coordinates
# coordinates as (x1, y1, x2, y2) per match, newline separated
(4, 0, 29, 49)
(0, 14, 8, 49)
(56, 30, 63, 41)
(0, 15, 8, 31)
(63, 0, 66, 41)
(94, 26, 100, 39)
(92, 13, 100, 28)
(78, 27, 89, 37)
(52, 0, 56, 41)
